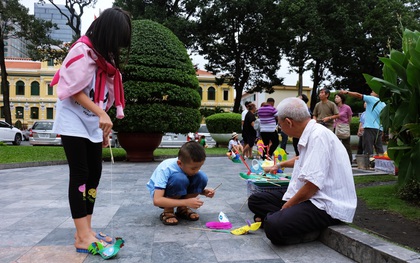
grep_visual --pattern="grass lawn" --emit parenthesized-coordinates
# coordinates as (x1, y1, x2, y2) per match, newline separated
(354, 175, 420, 222)
(0, 145, 228, 164)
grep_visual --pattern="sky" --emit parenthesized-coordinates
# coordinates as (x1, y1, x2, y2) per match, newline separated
(20, 0, 313, 87)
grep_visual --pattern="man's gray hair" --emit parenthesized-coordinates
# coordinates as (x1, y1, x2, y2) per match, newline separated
(276, 97, 311, 122)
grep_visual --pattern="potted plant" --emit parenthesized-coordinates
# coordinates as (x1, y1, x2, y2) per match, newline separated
(205, 113, 242, 146)
(364, 29, 420, 204)
(111, 20, 201, 161)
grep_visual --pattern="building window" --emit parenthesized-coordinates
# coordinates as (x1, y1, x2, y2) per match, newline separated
(223, 89, 229, 101)
(31, 107, 39, 119)
(0, 106, 4, 118)
(207, 86, 216, 101)
(198, 87, 202, 99)
(31, 81, 40, 96)
(15, 107, 24, 119)
(47, 83, 53, 95)
(16, 81, 25, 95)
(47, 59, 54, 66)
(46, 107, 54, 119)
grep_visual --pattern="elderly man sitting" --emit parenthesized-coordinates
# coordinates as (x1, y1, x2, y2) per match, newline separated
(248, 97, 357, 245)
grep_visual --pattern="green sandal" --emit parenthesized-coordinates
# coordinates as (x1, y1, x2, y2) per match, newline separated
(90, 237, 125, 259)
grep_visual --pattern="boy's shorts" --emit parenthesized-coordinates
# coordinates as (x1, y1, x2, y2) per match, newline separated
(164, 171, 208, 197)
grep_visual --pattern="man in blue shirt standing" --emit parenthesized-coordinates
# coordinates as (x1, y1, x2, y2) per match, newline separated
(340, 90, 386, 155)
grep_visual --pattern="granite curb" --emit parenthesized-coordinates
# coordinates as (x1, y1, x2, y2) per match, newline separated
(320, 225, 420, 263)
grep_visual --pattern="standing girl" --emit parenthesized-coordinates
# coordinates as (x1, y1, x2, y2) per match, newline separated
(51, 7, 131, 255)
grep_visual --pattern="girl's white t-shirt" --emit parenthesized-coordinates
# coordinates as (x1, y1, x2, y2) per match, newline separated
(53, 74, 107, 143)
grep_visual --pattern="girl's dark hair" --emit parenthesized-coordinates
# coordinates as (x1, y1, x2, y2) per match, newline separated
(178, 141, 206, 163)
(336, 93, 346, 103)
(85, 7, 132, 68)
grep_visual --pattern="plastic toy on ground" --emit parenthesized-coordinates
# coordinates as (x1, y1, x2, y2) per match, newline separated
(227, 151, 241, 163)
(230, 222, 262, 235)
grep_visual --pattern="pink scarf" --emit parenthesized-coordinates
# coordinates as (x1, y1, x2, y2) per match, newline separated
(51, 36, 125, 119)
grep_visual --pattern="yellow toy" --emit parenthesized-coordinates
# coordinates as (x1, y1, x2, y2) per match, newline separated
(230, 222, 262, 235)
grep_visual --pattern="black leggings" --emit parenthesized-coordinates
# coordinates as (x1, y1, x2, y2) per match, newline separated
(62, 135, 102, 219)
(248, 190, 340, 245)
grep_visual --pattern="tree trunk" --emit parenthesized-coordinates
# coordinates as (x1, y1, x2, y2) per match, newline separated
(233, 70, 250, 113)
(0, 37, 11, 125)
(310, 60, 322, 112)
(298, 64, 303, 96)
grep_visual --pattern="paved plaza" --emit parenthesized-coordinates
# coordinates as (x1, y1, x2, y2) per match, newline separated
(0, 156, 359, 263)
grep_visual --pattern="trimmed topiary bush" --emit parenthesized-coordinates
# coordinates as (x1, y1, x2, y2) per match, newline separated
(205, 113, 242, 134)
(111, 20, 201, 134)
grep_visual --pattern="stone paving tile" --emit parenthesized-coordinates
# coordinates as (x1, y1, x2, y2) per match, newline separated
(0, 156, 355, 263)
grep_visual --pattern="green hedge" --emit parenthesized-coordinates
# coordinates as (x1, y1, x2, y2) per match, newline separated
(350, 116, 360, 135)
(205, 113, 242, 133)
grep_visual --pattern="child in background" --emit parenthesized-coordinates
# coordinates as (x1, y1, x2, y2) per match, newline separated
(227, 132, 243, 155)
(199, 135, 208, 148)
(147, 142, 215, 225)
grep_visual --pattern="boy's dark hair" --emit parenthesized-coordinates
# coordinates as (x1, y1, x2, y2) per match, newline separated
(85, 7, 132, 68)
(267, 98, 275, 103)
(178, 141, 206, 163)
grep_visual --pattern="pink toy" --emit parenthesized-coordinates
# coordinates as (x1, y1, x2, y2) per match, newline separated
(205, 222, 233, 230)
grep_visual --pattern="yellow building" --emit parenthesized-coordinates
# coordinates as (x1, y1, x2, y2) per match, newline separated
(1, 64, 235, 128)
(196, 69, 235, 111)
(0, 58, 59, 128)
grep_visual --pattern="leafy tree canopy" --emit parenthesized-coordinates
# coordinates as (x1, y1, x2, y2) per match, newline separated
(114, 0, 207, 47)
(194, 0, 284, 112)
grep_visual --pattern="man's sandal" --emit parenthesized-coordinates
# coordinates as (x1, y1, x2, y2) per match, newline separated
(175, 207, 199, 221)
(160, 212, 178, 225)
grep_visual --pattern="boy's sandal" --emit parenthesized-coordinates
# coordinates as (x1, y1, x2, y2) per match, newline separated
(175, 208, 199, 221)
(90, 237, 125, 260)
(160, 212, 178, 225)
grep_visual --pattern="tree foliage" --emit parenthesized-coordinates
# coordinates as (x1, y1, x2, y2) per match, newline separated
(194, 0, 283, 112)
(364, 29, 420, 203)
(113, 0, 207, 47)
(277, 0, 420, 111)
(0, 0, 57, 124)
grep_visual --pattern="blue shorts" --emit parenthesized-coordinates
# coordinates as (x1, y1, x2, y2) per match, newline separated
(164, 171, 208, 197)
